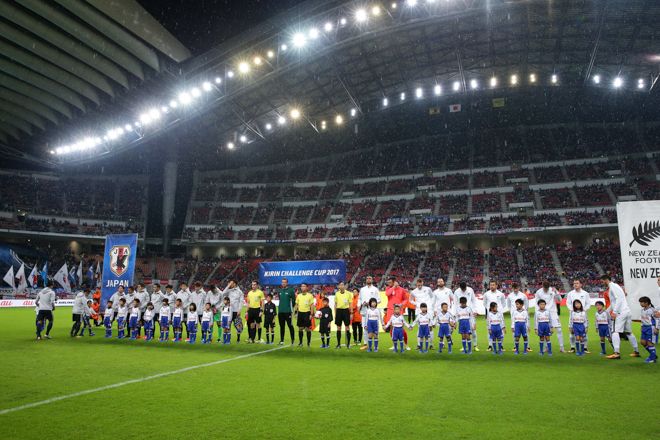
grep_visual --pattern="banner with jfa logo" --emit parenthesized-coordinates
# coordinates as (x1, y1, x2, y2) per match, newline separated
(101, 234, 138, 310)
(617, 201, 660, 319)
(259, 260, 346, 286)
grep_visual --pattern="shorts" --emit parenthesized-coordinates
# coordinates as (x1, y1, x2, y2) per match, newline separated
(598, 324, 611, 338)
(641, 325, 658, 343)
(82, 315, 90, 326)
(187, 321, 197, 332)
(160, 317, 169, 327)
(572, 323, 586, 338)
(613, 312, 632, 333)
(319, 322, 331, 334)
(335, 309, 351, 327)
(117, 317, 125, 328)
(129, 317, 138, 328)
(490, 324, 503, 340)
(537, 322, 551, 337)
(418, 324, 430, 339)
(263, 316, 275, 329)
(247, 308, 262, 325)
(201, 322, 210, 332)
(172, 317, 181, 328)
(437, 323, 452, 338)
(144, 320, 154, 331)
(72, 313, 83, 323)
(222, 316, 231, 329)
(458, 320, 472, 335)
(36, 310, 53, 322)
(104, 316, 112, 328)
(366, 320, 379, 334)
(549, 311, 561, 328)
(297, 311, 311, 328)
(392, 327, 404, 341)
(514, 322, 528, 338)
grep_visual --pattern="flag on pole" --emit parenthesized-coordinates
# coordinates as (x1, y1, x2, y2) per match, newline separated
(77, 263, 83, 286)
(41, 262, 48, 284)
(87, 263, 94, 282)
(449, 104, 461, 112)
(28, 265, 38, 289)
(68, 264, 76, 288)
(55, 263, 70, 293)
(15, 264, 27, 294)
(3, 265, 15, 293)
(95, 262, 101, 288)
(492, 98, 505, 107)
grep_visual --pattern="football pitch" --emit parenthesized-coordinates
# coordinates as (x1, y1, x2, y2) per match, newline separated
(1, 307, 658, 440)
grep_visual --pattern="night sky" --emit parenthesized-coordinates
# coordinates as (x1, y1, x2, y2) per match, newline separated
(138, 0, 309, 56)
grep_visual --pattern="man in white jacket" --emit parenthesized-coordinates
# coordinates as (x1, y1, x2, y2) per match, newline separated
(108, 285, 126, 313)
(483, 281, 506, 351)
(176, 282, 192, 339)
(358, 275, 381, 349)
(222, 280, 244, 343)
(506, 282, 531, 352)
(454, 282, 479, 351)
(136, 283, 151, 338)
(601, 274, 640, 359)
(535, 281, 565, 353)
(409, 279, 435, 349)
(35, 281, 56, 339)
(71, 289, 91, 338)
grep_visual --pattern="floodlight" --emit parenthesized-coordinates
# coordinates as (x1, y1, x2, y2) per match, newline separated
(490, 77, 497, 87)
(324, 23, 332, 32)
(383, 98, 388, 106)
(239, 62, 249, 73)
(416, 87, 423, 98)
(373, 6, 380, 15)
(511, 75, 517, 85)
(203, 82, 213, 91)
(291, 109, 300, 118)
(278, 116, 286, 124)
(470, 79, 478, 89)
(356, 9, 367, 22)
(434, 84, 441, 95)
(293, 34, 306, 47)
(453, 81, 460, 91)
(266, 123, 272, 130)
(179, 92, 192, 104)
(227, 142, 235, 149)
(240, 135, 247, 143)
(309, 29, 319, 39)
(613, 77, 622, 87)
(336, 115, 343, 124)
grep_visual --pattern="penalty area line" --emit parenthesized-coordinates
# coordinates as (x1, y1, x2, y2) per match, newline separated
(0, 343, 293, 416)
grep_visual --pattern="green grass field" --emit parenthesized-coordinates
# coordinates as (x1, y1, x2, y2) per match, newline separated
(1, 307, 658, 440)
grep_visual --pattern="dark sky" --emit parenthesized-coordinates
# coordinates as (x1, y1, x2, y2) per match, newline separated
(138, 0, 309, 56)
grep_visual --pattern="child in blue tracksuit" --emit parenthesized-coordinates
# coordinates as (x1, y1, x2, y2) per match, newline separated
(187, 303, 198, 343)
(172, 299, 184, 342)
(221, 297, 233, 344)
(103, 300, 114, 338)
(487, 302, 506, 355)
(201, 303, 213, 344)
(116, 299, 127, 339)
(456, 297, 476, 354)
(534, 299, 554, 356)
(383, 305, 406, 353)
(435, 303, 455, 354)
(594, 300, 612, 355)
(408, 303, 432, 353)
(569, 299, 588, 356)
(159, 299, 171, 342)
(143, 302, 155, 341)
(365, 298, 385, 352)
(128, 299, 141, 340)
(511, 299, 530, 354)
(639, 296, 658, 363)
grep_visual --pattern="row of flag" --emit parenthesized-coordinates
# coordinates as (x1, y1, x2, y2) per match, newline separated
(2, 261, 101, 294)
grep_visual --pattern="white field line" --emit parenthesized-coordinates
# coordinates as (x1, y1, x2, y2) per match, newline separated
(1, 342, 302, 415)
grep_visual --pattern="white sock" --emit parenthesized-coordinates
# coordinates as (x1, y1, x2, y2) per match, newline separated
(555, 328, 564, 349)
(472, 329, 478, 345)
(429, 333, 434, 347)
(628, 333, 639, 352)
(569, 333, 575, 348)
(583, 335, 588, 350)
(612, 332, 621, 353)
(417, 337, 421, 347)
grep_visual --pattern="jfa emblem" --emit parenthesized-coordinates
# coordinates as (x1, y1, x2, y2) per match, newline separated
(109, 245, 131, 277)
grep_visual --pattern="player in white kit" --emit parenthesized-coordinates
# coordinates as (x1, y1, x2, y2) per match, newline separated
(409, 279, 435, 350)
(483, 281, 506, 351)
(454, 282, 479, 351)
(359, 275, 381, 349)
(601, 275, 640, 359)
(507, 282, 531, 352)
(535, 281, 566, 353)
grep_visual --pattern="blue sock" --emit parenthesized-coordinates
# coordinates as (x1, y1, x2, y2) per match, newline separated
(448, 340, 452, 351)
(649, 346, 657, 360)
(462, 340, 467, 351)
(540, 341, 544, 352)
(498, 342, 502, 353)
(439, 341, 444, 351)
(601, 341, 606, 352)
(547, 342, 552, 353)
(228, 333, 231, 343)
(374, 338, 379, 350)
(425, 341, 428, 351)
(515, 341, 519, 352)
(36, 323, 42, 337)
(467, 341, 472, 353)
(368, 338, 373, 350)
(400, 341, 404, 351)
(524, 341, 528, 351)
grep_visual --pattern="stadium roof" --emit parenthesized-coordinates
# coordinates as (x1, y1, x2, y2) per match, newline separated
(4, 0, 660, 168)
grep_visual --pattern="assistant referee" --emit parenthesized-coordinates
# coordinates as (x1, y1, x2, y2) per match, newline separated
(294, 283, 315, 347)
(246, 281, 265, 344)
(334, 281, 353, 349)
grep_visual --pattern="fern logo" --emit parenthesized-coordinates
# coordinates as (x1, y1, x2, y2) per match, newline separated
(629, 221, 660, 247)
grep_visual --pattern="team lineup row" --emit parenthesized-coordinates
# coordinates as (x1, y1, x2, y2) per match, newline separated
(31, 274, 660, 362)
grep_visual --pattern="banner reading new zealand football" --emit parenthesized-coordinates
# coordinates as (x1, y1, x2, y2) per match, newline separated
(617, 201, 660, 319)
(259, 260, 346, 286)
(100, 234, 138, 310)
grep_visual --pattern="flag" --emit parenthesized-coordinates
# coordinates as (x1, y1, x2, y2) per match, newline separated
(15, 264, 27, 293)
(87, 263, 94, 282)
(493, 98, 505, 108)
(41, 262, 48, 284)
(77, 263, 83, 286)
(95, 262, 101, 288)
(68, 264, 76, 287)
(3, 265, 15, 292)
(449, 104, 461, 112)
(28, 265, 38, 289)
(429, 107, 441, 115)
(55, 263, 70, 293)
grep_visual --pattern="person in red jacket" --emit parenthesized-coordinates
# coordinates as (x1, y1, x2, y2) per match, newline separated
(385, 276, 409, 350)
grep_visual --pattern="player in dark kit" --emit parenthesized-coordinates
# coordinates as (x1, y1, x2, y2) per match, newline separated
(263, 293, 277, 345)
(318, 298, 334, 348)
